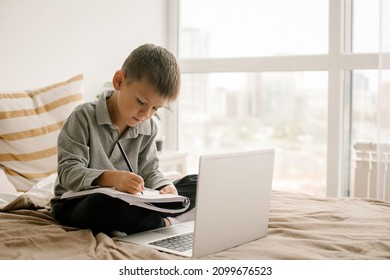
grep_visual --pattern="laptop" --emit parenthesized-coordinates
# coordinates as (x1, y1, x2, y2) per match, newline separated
(114, 149, 274, 258)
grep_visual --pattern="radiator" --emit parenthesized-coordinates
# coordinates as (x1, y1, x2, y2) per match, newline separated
(353, 142, 390, 202)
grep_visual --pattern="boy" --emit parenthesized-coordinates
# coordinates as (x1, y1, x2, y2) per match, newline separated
(51, 44, 196, 235)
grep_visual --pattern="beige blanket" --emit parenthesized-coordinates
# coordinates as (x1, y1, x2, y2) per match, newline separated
(1, 190, 389, 259)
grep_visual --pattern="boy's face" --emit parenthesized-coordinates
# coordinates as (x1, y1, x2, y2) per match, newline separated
(113, 71, 167, 127)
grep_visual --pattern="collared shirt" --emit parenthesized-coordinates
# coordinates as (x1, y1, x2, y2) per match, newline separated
(54, 91, 171, 197)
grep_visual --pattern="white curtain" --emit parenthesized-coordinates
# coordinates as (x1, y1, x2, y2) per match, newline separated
(353, 1, 390, 201)
(377, 0, 390, 201)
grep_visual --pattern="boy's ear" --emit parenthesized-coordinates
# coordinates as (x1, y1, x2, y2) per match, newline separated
(112, 70, 125, 90)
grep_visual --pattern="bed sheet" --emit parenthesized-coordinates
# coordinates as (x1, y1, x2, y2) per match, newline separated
(1, 188, 389, 260)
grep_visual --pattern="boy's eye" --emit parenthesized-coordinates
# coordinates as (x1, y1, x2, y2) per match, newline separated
(137, 98, 145, 105)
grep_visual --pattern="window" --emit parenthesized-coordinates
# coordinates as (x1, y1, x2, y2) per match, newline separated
(347, 70, 390, 195)
(352, 0, 390, 53)
(178, 0, 328, 58)
(167, 0, 390, 197)
(179, 72, 328, 195)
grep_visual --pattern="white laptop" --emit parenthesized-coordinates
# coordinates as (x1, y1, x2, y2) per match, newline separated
(114, 149, 274, 258)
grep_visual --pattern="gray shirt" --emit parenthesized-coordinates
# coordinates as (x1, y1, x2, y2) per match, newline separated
(54, 91, 172, 197)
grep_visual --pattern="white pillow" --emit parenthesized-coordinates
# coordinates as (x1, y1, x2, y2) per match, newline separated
(0, 75, 84, 192)
(0, 168, 17, 194)
(27, 173, 58, 198)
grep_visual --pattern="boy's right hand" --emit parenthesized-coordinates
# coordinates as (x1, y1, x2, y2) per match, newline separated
(94, 170, 144, 194)
(113, 170, 145, 194)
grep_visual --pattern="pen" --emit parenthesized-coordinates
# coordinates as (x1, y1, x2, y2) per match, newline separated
(117, 141, 143, 195)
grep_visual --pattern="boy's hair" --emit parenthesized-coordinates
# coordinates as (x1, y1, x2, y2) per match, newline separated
(121, 44, 181, 102)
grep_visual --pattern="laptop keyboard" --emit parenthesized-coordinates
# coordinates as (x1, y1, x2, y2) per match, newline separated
(149, 232, 194, 252)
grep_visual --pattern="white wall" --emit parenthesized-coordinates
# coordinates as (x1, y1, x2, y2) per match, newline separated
(0, 0, 167, 101)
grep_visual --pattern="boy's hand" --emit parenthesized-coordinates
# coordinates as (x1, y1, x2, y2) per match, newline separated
(114, 170, 145, 194)
(159, 184, 178, 195)
(95, 170, 144, 194)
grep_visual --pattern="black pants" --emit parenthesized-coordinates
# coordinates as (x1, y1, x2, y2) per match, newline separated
(51, 175, 197, 235)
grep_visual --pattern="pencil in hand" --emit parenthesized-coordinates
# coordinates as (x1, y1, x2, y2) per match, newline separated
(117, 142, 144, 195)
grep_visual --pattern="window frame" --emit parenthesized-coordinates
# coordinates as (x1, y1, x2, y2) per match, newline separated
(164, 0, 390, 197)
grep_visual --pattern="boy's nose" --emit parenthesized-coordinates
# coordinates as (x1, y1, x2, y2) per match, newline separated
(139, 108, 152, 119)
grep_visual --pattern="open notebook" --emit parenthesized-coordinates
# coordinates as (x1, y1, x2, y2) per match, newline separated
(115, 149, 275, 258)
(61, 187, 190, 214)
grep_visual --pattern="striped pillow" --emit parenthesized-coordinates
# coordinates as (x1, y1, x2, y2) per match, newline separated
(0, 75, 84, 192)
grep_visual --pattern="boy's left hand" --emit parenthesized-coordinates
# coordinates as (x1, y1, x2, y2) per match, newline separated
(159, 184, 178, 195)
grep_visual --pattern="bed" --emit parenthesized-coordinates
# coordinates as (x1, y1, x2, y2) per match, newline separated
(1, 75, 390, 260)
(1, 184, 390, 260)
